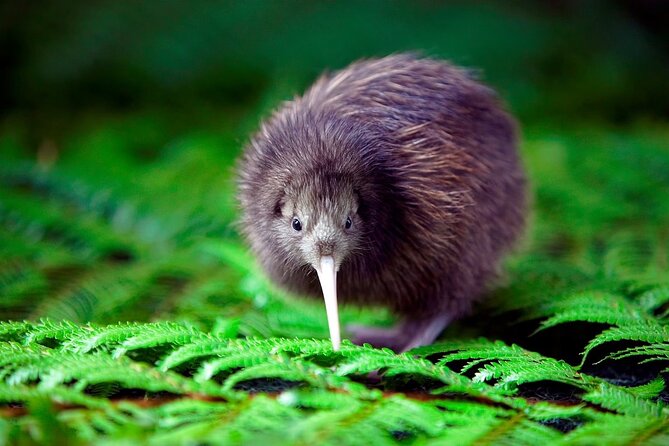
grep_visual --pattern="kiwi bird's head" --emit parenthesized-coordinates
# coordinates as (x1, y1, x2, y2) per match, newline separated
(238, 109, 383, 352)
(273, 171, 364, 350)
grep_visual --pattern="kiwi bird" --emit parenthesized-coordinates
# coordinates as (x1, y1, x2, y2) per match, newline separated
(237, 54, 526, 352)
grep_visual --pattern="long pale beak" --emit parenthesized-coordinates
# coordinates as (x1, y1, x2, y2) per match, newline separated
(314, 255, 340, 351)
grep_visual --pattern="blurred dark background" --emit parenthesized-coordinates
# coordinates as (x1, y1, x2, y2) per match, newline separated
(2, 0, 668, 134)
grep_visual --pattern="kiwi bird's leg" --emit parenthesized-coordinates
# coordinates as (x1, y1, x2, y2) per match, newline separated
(348, 313, 452, 353)
(400, 314, 453, 351)
(315, 256, 341, 351)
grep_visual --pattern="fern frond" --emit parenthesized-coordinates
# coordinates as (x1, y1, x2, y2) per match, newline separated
(35, 351, 220, 395)
(0, 319, 32, 341)
(274, 392, 447, 445)
(561, 414, 669, 446)
(604, 344, 669, 364)
(113, 323, 211, 358)
(221, 356, 325, 391)
(638, 285, 669, 316)
(150, 394, 300, 445)
(582, 321, 669, 364)
(60, 321, 156, 354)
(582, 383, 668, 417)
(0, 164, 152, 253)
(536, 291, 651, 331)
(0, 383, 111, 410)
(51, 320, 208, 356)
(426, 399, 564, 445)
(158, 337, 335, 372)
(354, 395, 446, 438)
(426, 340, 588, 391)
(32, 264, 163, 322)
(0, 341, 230, 400)
(0, 188, 134, 260)
(337, 347, 470, 389)
(0, 342, 54, 381)
(23, 319, 91, 345)
(625, 377, 666, 399)
(194, 349, 279, 382)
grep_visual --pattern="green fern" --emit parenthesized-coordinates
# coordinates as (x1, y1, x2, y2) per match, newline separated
(559, 414, 669, 446)
(2, 116, 669, 444)
(2, 319, 668, 444)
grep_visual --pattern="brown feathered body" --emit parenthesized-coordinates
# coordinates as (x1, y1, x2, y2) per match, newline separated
(238, 54, 526, 346)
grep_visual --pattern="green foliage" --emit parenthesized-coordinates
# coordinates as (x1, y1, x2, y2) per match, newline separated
(0, 319, 667, 445)
(1, 64, 669, 446)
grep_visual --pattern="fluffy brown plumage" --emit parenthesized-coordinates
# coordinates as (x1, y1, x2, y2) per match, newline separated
(237, 54, 526, 352)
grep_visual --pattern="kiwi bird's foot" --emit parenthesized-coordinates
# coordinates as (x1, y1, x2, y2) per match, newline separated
(347, 314, 452, 353)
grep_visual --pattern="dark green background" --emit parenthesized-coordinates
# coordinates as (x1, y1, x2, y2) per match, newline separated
(3, 1, 669, 122)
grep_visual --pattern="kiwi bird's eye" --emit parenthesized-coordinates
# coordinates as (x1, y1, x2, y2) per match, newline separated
(345, 216, 352, 229)
(292, 217, 302, 231)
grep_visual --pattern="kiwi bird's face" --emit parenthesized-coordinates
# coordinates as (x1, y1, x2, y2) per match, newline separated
(276, 177, 361, 269)
(274, 176, 362, 350)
